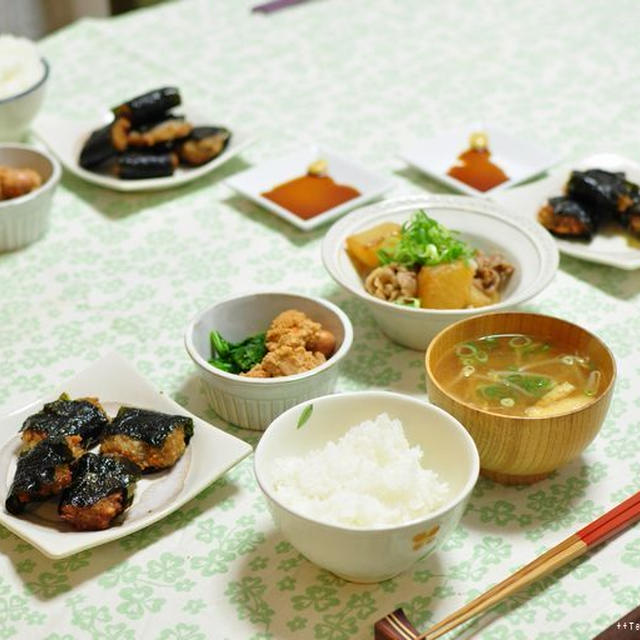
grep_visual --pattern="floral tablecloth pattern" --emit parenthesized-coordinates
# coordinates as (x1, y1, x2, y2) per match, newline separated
(2, 1, 640, 638)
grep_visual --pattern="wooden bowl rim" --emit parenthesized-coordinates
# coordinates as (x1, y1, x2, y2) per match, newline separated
(425, 311, 617, 421)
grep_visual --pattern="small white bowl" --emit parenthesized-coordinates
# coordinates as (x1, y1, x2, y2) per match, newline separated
(184, 291, 354, 430)
(322, 194, 559, 350)
(254, 391, 479, 583)
(0, 58, 49, 142)
(225, 145, 394, 231)
(0, 143, 61, 251)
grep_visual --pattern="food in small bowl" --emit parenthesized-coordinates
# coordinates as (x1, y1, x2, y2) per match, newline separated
(347, 209, 514, 309)
(185, 292, 353, 430)
(426, 312, 616, 484)
(0, 35, 49, 142)
(322, 194, 559, 350)
(254, 391, 479, 583)
(78, 87, 231, 180)
(0, 144, 61, 251)
(209, 309, 336, 377)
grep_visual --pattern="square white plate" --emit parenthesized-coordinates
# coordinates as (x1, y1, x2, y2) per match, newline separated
(0, 352, 252, 558)
(494, 152, 640, 270)
(33, 107, 255, 192)
(399, 124, 560, 196)
(224, 145, 394, 231)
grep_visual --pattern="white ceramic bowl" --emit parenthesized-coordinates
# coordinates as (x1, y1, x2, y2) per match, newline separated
(322, 194, 559, 350)
(0, 58, 49, 142)
(184, 291, 354, 430)
(0, 143, 61, 251)
(254, 391, 480, 583)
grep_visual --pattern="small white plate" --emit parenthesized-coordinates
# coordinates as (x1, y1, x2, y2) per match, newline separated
(399, 124, 560, 196)
(494, 153, 640, 270)
(33, 108, 255, 192)
(224, 145, 394, 231)
(0, 352, 252, 558)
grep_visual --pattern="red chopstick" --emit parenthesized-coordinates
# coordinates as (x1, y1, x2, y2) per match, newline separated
(375, 489, 640, 640)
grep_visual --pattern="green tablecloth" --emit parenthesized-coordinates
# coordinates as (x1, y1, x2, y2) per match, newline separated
(3, 1, 640, 638)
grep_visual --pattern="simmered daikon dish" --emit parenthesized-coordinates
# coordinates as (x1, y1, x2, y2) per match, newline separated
(346, 209, 514, 309)
(437, 333, 602, 417)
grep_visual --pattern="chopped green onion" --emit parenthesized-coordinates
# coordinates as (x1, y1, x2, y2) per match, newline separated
(561, 355, 575, 365)
(509, 335, 533, 349)
(394, 297, 421, 308)
(500, 397, 515, 407)
(463, 365, 475, 377)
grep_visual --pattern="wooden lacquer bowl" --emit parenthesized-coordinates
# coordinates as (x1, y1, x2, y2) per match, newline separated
(425, 312, 616, 485)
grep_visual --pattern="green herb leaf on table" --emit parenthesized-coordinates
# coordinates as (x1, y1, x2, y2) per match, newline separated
(378, 209, 475, 267)
(296, 404, 313, 429)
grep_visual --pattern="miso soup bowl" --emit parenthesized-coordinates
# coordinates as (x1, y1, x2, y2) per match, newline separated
(426, 312, 616, 485)
(322, 195, 559, 351)
(185, 291, 353, 431)
(254, 391, 480, 583)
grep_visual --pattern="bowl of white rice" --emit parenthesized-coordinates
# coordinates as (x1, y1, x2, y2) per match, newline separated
(254, 391, 479, 583)
(0, 35, 49, 142)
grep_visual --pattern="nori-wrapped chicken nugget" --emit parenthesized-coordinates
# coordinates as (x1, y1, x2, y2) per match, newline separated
(5, 440, 74, 515)
(20, 393, 109, 457)
(112, 87, 181, 126)
(79, 117, 130, 169)
(178, 126, 231, 166)
(101, 407, 193, 472)
(127, 116, 192, 148)
(537, 196, 597, 239)
(58, 453, 141, 531)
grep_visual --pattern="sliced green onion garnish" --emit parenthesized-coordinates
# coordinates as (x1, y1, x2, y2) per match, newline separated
(509, 335, 533, 349)
(500, 397, 515, 407)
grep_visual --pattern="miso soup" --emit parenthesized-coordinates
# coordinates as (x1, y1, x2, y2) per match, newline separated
(437, 333, 602, 417)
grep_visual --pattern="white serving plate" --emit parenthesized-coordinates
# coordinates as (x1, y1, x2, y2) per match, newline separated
(224, 145, 394, 231)
(322, 195, 558, 350)
(0, 352, 252, 558)
(494, 152, 640, 270)
(399, 124, 560, 196)
(33, 107, 254, 192)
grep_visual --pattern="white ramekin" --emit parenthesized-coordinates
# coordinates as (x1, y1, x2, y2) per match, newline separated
(0, 143, 61, 251)
(184, 291, 354, 430)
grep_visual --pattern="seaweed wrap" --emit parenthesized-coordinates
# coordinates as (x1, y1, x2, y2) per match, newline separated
(116, 152, 178, 179)
(20, 393, 109, 457)
(112, 87, 181, 126)
(79, 117, 130, 168)
(5, 440, 74, 515)
(178, 126, 231, 166)
(101, 407, 194, 472)
(59, 453, 141, 531)
(537, 196, 597, 239)
(127, 116, 192, 148)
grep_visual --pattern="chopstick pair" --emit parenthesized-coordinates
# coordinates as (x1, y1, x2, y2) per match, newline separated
(375, 489, 640, 640)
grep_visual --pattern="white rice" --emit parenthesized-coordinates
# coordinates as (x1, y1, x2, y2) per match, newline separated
(271, 413, 449, 528)
(0, 35, 44, 100)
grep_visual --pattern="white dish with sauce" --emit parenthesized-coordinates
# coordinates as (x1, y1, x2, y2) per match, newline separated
(399, 124, 560, 197)
(322, 194, 559, 350)
(224, 145, 394, 231)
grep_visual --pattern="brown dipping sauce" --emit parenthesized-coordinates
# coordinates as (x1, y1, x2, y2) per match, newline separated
(262, 163, 360, 220)
(447, 132, 508, 192)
